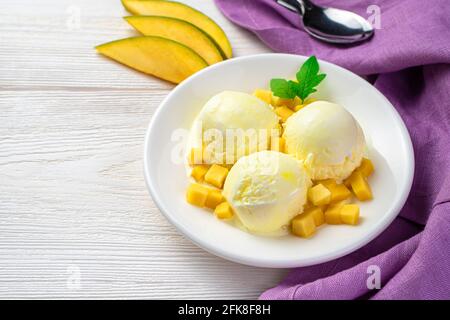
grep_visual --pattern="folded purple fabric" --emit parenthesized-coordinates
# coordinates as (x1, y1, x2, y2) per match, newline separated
(215, 0, 450, 299)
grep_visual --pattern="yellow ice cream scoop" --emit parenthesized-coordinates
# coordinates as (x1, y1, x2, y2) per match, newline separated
(188, 91, 279, 165)
(284, 101, 365, 181)
(223, 150, 311, 235)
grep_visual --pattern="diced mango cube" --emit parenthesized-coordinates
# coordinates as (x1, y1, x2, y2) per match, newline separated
(253, 89, 272, 104)
(272, 96, 293, 107)
(188, 147, 203, 165)
(324, 201, 347, 224)
(350, 171, 373, 201)
(304, 206, 325, 227)
(293, 98, 317, 111)
(214, 202, 234, 220)
(190, 165, 209, 182)
(292, 96, 302, 107)
(270, 136, 286, 152)
(308, 184, 331, 206)
(292, 214, 316, 238)
(275, 106, 294, 122)
(359, 158, 375, 177)
(304, 98, 316, 105)
(330, 184, 352, 202)
(205, 189, 224, 209)
(320, 179, 352, 203)
(303, 200, 313, 210)
(294, 104, 305, 112)
(340, 204, 360, 225)
(317, 179, 335, 189)
(344, 171, 356, 187)
(204, 164, 229, 189)
(186, 183, 209, 207)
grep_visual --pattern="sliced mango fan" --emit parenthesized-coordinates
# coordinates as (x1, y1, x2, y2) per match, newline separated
(96, 0, 233, 84)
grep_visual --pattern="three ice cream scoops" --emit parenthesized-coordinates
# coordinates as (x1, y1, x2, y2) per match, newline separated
(186, 90, 374, 238)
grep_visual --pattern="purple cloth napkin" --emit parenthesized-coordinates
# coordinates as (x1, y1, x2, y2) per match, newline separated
(215, 0, 450, 299)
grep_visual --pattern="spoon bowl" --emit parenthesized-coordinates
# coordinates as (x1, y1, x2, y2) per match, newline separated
(277, 0, 374, 44)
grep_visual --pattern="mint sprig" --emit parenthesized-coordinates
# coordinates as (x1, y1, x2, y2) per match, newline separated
(270, 56, 326, 103)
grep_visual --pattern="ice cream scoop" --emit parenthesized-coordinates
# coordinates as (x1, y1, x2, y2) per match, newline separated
(284, 101, 365, 181)
(223, 150, 311, 235)
(188, 91, 279, 165)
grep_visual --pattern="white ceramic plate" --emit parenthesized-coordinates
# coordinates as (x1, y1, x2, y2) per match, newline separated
(144, 54, 414, 268)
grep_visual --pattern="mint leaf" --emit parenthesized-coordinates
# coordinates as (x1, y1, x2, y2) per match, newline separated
(270, 79, 297, 99)
(295, 56, 326, 102)
(296, 56, 319, 83)
(269, 56, 326, 104)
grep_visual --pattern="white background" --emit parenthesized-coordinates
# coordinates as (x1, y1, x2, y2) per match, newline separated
(0, 0, 289, 298)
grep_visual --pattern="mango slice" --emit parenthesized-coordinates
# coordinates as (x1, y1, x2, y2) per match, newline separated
(125, 16, 223, 65)
(96, 36, 207, 84)
(122, 0, 232, 59)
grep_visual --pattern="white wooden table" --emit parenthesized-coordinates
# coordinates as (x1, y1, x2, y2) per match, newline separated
(0, 0, 289, 299)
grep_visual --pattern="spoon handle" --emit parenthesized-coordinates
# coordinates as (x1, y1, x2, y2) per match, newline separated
(276, 0, 314, 16)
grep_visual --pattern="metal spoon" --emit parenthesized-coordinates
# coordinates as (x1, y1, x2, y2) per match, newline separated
(276, 0, 374, 44)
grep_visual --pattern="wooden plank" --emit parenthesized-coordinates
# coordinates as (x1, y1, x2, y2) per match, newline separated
(0, 0, 286, 299)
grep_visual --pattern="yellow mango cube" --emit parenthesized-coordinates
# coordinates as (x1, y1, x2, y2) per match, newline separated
(308, 184, 331, 206)
(214, 202, 234, 220)
(293, 98, 317, 111)
(317, 179, 335, 189)
(186, 183, 209, 207)
(275, 106, 294, 122)
(205, 189, 224, 209)
(294, 104, 305, 112)
(324, 201, 347, 224)
(204, 164, 229, 189)
(340, 204, 360, 225)
(320, 179, 352, 203)
(272, 96, 293, 107)
(350, 171, 373, 201)
(292, 214, 316, 238)
(188, 147, 203, 165)
(304, 98, 316, 105)
(331, 184, 352, 202)
(270, 136, 286, 152)
(304, 206, 325, 227)
(190, 165, 209, 182)
(344, 171, 356, 187)
(253, 89, 272, 104)
(359, 158, 375, 177)
(292, 96, 302, 107)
